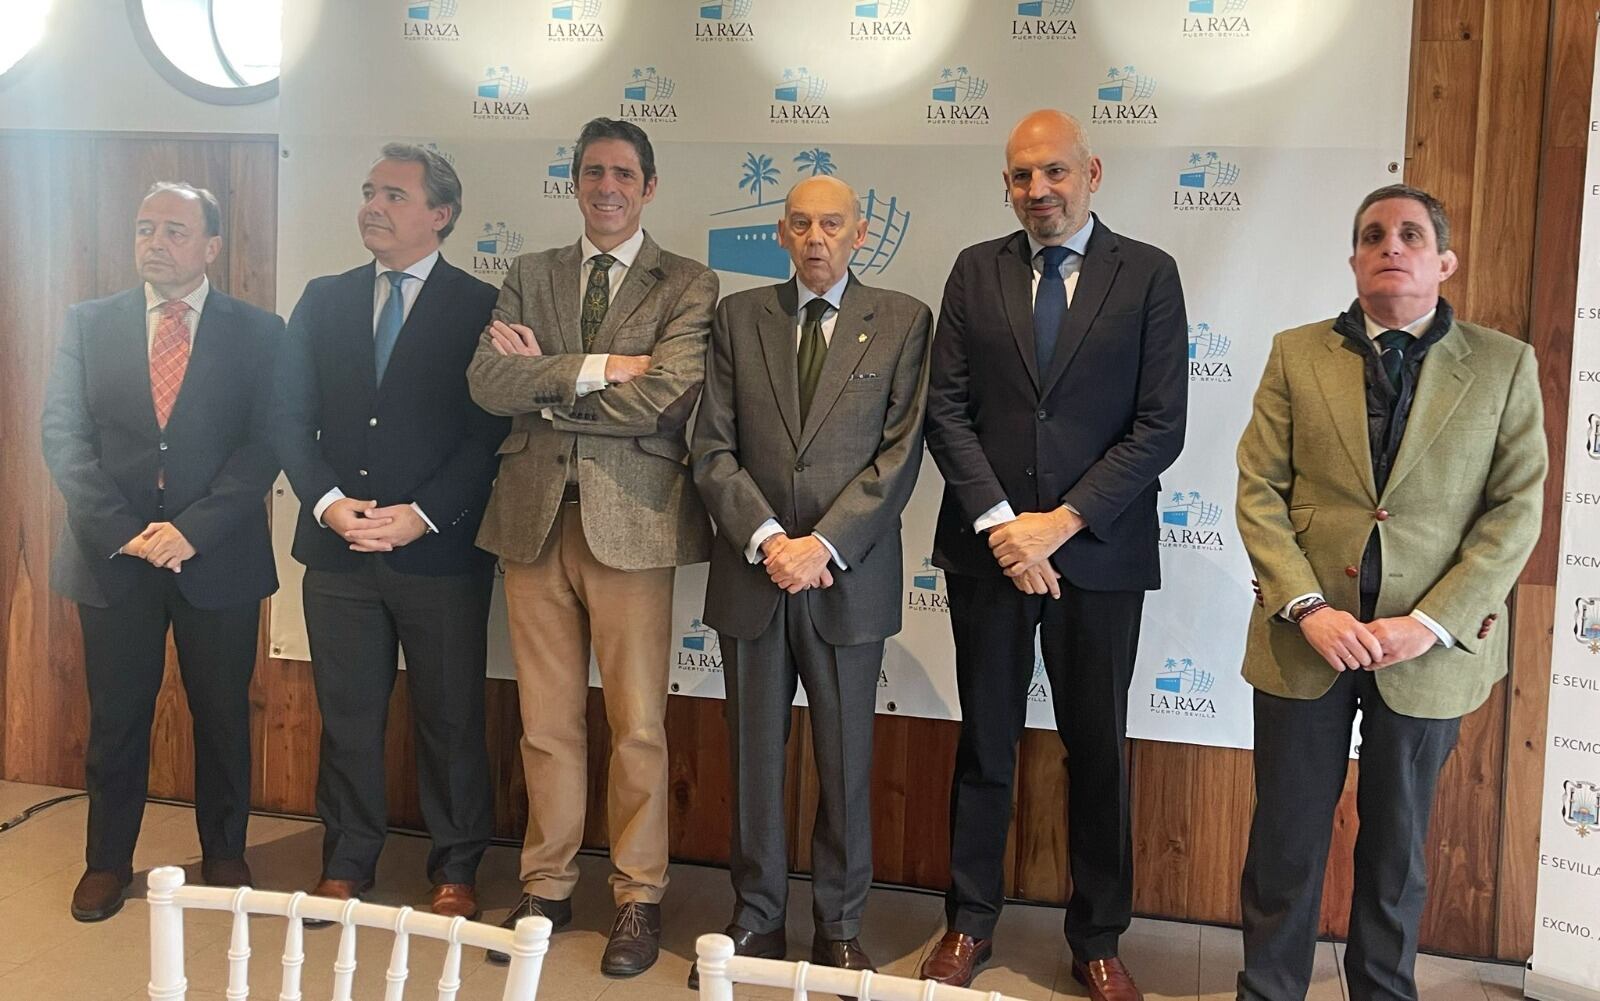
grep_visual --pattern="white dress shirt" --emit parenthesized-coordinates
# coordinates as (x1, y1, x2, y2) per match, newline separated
(144, 277, 209, 353)
(973, 215, 1097, 534)
(313, 251, 441, 532)
(744, 272, 850, 570)
(1278, 306, 1453, 647)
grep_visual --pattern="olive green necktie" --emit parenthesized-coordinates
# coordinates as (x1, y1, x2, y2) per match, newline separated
(582, 254, 616, 352)
(797, 298, 831, 422)
(1377, 328, 1409, 392)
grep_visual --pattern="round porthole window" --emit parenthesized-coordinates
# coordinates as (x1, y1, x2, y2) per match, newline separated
(129, 0, 281, 105)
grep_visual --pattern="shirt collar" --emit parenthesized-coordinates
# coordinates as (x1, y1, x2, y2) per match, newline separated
(1027, 214, 1095, 265)
(1362, 307, 1436, 341)
(373, 249, 439, 284)
(581, 228, 645, 270)
(145, 276, 210, 315)
(796, 271, 850, 315)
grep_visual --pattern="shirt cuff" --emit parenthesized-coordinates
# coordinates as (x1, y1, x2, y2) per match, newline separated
(576, 354, 610, 397)
(1280, 592, 1323, 622)
(313, 487, 346, 528)
(747, 519, 783, 563)
(973, 500, 1017, 533)
(411, 502, 437, 534)
(1410, 609, 1455, 648)
(813, 532, 847, 570)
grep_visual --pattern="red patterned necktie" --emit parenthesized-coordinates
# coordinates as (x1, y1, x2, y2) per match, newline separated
(150, 299, 191, 429)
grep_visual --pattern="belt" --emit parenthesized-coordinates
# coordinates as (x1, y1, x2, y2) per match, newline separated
(562, 483, 581, 504)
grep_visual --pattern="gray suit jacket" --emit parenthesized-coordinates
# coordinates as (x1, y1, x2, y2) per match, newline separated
(691, 275, 932, 646)
(468, 232, 718, 569)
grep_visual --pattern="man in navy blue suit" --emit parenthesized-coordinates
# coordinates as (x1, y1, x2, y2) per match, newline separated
(922, 110, 1188, 999)
(42, 181, 282, 921)
(272, 143, 505, 921)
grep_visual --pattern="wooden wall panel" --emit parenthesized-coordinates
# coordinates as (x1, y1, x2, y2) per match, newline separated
(0, 0, 1583, 964)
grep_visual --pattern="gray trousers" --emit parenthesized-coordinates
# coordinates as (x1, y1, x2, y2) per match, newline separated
(720, 593, 882, 940)
(1238, 670, 1460, 1001)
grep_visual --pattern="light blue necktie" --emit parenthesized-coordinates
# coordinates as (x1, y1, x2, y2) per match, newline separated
(1034, 245, 1072, 376)
(374, 270, 408, 384)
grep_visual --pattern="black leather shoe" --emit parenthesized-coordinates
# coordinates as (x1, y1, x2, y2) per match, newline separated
(200, 857, 253, 887)
(687, 923, 786, 989)
(71, 868, 132, 922)
(486, 894, 573, 965)
(812, 935, 876, 972)
(600, 901, 662, 977)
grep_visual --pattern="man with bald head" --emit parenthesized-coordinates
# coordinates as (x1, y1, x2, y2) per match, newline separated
(690, 175, 932, 983)
(43, 182, 282, 920)
(922, 110, 1188, 996)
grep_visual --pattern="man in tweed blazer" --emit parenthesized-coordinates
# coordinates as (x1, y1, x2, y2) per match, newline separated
(689, 176, 931, 985)
(467, 117, 717, 977)
(1234, 185, 1545, 1001)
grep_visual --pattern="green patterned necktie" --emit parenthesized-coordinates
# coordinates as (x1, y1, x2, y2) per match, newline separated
(582, 253, 616, 351)
(797, 298, 831, 422)
(1377, 328, 1410, 392)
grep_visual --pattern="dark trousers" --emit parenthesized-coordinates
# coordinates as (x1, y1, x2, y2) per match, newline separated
(719, 594, 882, 941)
(78, 565, 258, 873)
(944, 571, 1143, 959)
(303, 559, 493, 885)
(1238, 671, 1460, 1001)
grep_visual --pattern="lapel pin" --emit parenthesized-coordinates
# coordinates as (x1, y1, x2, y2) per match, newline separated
(857, 332, 868, 343)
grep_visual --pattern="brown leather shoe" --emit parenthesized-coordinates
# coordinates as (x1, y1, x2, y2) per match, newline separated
(687, 923, 786, 989)
(919, 931, 992, 987)
(71, 868, 131, 922)
(600, 901, 662, 977)
(200, 857, 253, 887)
(812, 935, 876, 972)
(429, 883, 479, 920)
(487, 894, 573, 965)
(1072, 956, 1144, 1001)
(302, 875, 374, 928)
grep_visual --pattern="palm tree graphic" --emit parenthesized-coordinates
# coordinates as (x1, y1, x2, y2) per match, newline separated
(739, 152, 779, 205)
(794, 148, 837, 177)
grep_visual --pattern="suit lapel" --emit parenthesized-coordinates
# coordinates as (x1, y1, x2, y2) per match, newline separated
(549, 241, 584, 354)
(1311, 328, 1380, 504)
(110, 290, 161, 435)
(1383, 325, 1474, 498)
(1041, 219, 1118, 396)
(997, 232, 1041, 394)
(798, 275, 875, 455)
(334, 266, 380, 406)
(759, 279, 803, 449)
(591, 232, 662, 354)
(164, 291, 229, 429)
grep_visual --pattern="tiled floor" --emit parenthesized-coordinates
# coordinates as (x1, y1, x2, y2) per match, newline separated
(0, 780, 1522, 1000)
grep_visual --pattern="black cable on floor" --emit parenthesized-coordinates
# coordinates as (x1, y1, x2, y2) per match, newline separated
(0, 792, 87, 833)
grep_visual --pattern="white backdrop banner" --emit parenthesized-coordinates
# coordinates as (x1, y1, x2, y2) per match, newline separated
(1526, 22, 1600, 1001)
(270, 0, 1413, 749)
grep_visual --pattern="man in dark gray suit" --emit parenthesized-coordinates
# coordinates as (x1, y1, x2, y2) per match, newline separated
(689, 175, 932, 986)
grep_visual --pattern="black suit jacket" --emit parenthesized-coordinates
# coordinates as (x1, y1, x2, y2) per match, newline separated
(41, 287, 283, 609)
(925, 216, 1188, 591)
(272, 257, 506, 576)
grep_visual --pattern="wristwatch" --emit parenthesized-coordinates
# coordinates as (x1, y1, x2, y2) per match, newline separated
(1287, 595, 1328, 624)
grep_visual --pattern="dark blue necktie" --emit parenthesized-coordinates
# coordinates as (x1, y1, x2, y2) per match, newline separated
(1377, 328, 1409, 392)
(1034, 245, 1072, 375)
(374, 270, 408, 384)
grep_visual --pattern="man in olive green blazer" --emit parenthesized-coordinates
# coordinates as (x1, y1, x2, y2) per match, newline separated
(1234, 184, 1544, 1001)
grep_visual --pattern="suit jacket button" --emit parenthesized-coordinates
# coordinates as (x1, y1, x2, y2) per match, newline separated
(795, 462, 806, 472)
(1024, 466, 1035, 477)
(1036, 409, 1048, 420)
(358, 469, 369, 477)
(1375, 508, 1390, 521)
(1345, 565, 1358, 578)
(369, 417, 379, 427)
